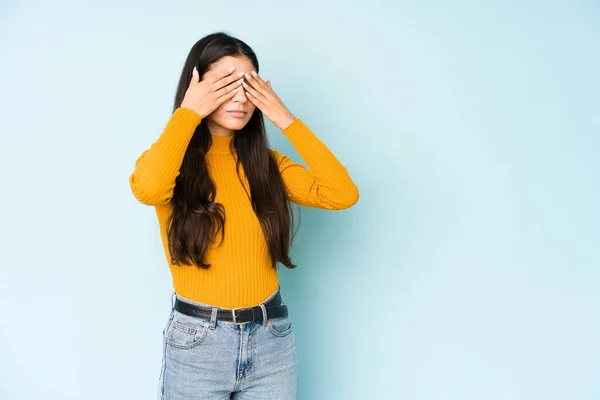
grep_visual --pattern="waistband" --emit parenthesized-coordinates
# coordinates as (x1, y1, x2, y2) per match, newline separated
(171, 285, 282, 310)
(171, 285, 286, 327)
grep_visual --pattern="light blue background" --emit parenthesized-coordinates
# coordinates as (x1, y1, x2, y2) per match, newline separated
(1, 1, 598, 399)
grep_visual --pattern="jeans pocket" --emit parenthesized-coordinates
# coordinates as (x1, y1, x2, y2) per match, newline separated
(165, 310, 210, 349)
(267, 314, 293, 337)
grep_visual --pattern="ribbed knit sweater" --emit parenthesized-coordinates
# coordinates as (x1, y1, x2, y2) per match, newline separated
(129, 107, 359, 308)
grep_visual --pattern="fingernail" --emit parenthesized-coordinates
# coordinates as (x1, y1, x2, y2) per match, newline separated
(228, 66, 236, 72)
(251, 70, 257, 76)
(237, 72, 244, 77)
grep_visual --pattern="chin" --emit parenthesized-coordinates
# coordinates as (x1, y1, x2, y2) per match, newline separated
(219, 120, 248, 131)
(218, 116, 250, 130)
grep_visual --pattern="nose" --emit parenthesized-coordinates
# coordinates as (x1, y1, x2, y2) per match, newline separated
(232, 84, 249, 103)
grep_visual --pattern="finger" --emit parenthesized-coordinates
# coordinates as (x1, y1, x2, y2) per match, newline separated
(250, 70, 268, 87)
(241, 78, 267, 103)
(215, 76, 244, 98)
(208, 66, 236, 84)
(243, 74, 271, 103)
(245, 90, 258, 107)
(245, 89, 265, 108)
(245, 91, 268, 112)
(244, 71, 268, 92)
(245, 72, 276, 104)
(214, 71, 245, 91)
(264, 78, 282, 101)
(190, 66, 199, 86)
(217, 86, 241, 104)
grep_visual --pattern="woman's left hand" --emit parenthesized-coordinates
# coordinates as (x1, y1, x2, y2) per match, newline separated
(242, 71, 296, 130)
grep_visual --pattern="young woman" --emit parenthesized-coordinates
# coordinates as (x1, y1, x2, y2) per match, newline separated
(129, 32, 359, 399)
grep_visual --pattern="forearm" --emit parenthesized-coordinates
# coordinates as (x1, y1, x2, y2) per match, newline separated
(129, 107, 201, 205)
(281, 118, 359, 205)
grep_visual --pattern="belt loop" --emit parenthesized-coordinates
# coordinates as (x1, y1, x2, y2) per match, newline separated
(259, 303, 268, 326)
(209, 307, 218, 329)
(171, 291, 176, 309)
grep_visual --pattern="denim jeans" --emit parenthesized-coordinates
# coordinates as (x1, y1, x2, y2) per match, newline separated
(157, 287, 297, 399)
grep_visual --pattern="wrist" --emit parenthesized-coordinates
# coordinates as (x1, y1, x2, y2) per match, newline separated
(179, 106, 203, 119)
(278, 114, 296, 131)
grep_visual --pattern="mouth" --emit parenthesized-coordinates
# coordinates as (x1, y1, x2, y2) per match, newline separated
(227, 111, 247, 118)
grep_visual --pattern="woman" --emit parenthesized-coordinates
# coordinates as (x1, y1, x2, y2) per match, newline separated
(129, 31, 359, 399)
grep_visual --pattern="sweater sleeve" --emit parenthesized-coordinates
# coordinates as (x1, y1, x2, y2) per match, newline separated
(129, 107, 202, 206)
(271, 118, 359, 210)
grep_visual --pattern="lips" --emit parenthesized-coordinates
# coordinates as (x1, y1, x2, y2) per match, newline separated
(227, 111, 247, 118)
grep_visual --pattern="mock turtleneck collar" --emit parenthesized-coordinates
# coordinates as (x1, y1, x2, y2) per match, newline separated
(208, 134, 236, 155)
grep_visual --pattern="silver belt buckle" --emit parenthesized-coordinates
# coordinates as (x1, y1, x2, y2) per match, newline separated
(232, 307, 254, 325)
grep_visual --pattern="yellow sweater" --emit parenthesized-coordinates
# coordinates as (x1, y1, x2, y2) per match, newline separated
(129, 107, 359, 308)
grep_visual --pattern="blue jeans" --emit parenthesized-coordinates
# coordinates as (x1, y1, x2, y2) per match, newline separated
(157, 287, 297, 399)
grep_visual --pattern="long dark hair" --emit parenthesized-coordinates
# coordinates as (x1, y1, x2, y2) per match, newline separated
(167, 32, 298, 270)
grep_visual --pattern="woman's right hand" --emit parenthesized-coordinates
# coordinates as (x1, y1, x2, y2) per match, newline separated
(180, 66, 244, 119)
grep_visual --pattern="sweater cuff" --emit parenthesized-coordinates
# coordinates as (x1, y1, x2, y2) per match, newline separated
(281, 118, 309, 142)
(174, 107, 202, 128)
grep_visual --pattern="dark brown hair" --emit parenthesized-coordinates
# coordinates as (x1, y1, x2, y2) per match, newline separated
(167, 32, 298, 270)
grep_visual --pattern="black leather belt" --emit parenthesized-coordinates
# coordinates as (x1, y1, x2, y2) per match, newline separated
(173, 291, 288, 325)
